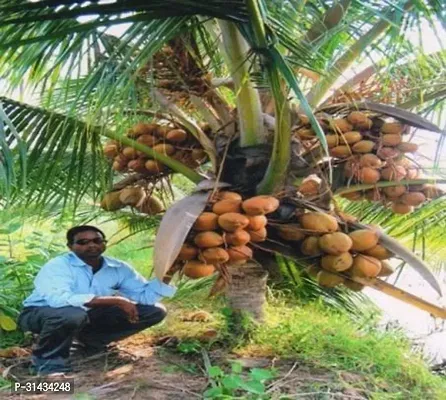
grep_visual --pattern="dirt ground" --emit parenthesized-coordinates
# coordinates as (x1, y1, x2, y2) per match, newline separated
(0, 332, 368, 400)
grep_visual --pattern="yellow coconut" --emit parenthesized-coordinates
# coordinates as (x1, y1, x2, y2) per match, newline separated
(100, 191, 125, 211)
(406, 168, 420, 180)
(321, 252, 353, 272)
(391, 202, 413, 214)
(135, 196, 164, 215)
(194, 212, 219, 231)
(318, 232, 353, 255)
(199, 247, 230, 264)
(248, 227, 267, 242)
(340, 131, 362, 144)
(127, 159, 147, 173)
(350, 255, 381, 278)
(112, 159, 127, 172)
(330, 145, 352, 158)
(326, 135, 339, 148)
(359, 154, 382, 169)
(212, 199, 242, 215)
(317, 270, 345, 287)
(299, 212, 338, 234)
(381, 122, 403, 135)
(382, 185, 406, 198)
(247, 215, 268, 231)
(132, 122, 157, 136)
(215, 191, 243, 202)
(276, 224, 306, 241)
(381, 166, 406, 181)
(183, 261, 215, 279)
(227, 245, 253, 265)
(301, 236, 322, 256)
(145, 160, 166, 174)
(225, 229, 251, 246)
(194, 232, 225, 248)
(177, 244, 199, 261)
(358, 168, 380, 184)
(352, 140, 375, 153)
(364, 244, 392, 260)
(122, 147, 139, 159)
(400, 192, 426, 206)
(377, 147, 401, 160)
(218, 213, 250, 232)
(397, 142, 418, 153)
(166, 129, 188, 143)
(152, 143, 176, 156)
(332, 118, 353, 133)
(343, 280, 365, 292)
(137, 134, 158, 147)
(298, 179, 320, 196)
(104, 143, 119, 158)
(381, 134, 402, 146)
(348, 229, 379, 252)
(296, 128, 316, 140)
(155, 125, 171, 138)
(119, 187, 145, 206)
(242, 196, 280, 216)
(347, 111, 369, 125)
(377, 260, 395, 277)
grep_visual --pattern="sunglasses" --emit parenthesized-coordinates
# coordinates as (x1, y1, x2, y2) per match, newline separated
(74, 238, 107, 245)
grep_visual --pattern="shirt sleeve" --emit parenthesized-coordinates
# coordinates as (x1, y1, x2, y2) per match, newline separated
(117, 263, 177, 305)
(34, 258, 95, 309)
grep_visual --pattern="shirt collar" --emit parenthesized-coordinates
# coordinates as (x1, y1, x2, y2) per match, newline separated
(68, 252, 121, 268)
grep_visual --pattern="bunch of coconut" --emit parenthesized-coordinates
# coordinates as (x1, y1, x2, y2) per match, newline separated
(272, 210, 395, 292)
(100, 186, 164, 215)
(103, 121, 207, 176)
(175, 192, 280, 279)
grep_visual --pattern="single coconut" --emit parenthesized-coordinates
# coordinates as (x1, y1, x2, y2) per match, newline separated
(194, 212, 219, 231)
(276, 224, 306, 241)
(212, 199, 242, 215)
(341, 131, 362, 144)
(326, 135, 339, 148)
(382, 185, 406, 198)
(381, 122, 403, 135)
(119, 187, 145, 206)
(166, 129, 187, 143)
(296, 128, 316, 140)
(194, 231, 225, 248)
(391, 202, 413, 214)
(227, 245, 253, 265)
(248, 227, 267, 242)
(100, 191, 125, 211)
(301, 236, 322, 256)
(155, 125, 171, 138)
(352, 140, 375, 153)
(330, 145, 352, 158)
(377, 147, 400, 160)
(364, 244, 392, 260)
(359, 154, 382, 169)
(183, 261, 215, 279)
(297, 113, 310, 125)
(137, 134, 158, 147)
(423, 184, 444, 199)
(331, 118, 353, 133)
(298, 179, 320, 196)
(400, 192, 426, 206)
(347, 111, 369, 125)
(381, 134, 402, 146)
(343, 280, 365, 292)
(122, 147, 139, 159)
(247, 215, 268, 231)
(242, 196, 280, 216)
(406, 168, 420, 180)
(381, 166, 406, 181)
(112, 159, 127, 172)
(177, 244, 199, 261)
(225, 230, 251, 246)
(199, 247, 230, 264)
(356, 118, 373, 130)
(152, 143, 176, 156)
(321, 252, 353, 272)
(350, 255, 381, 278)
(358, 167, 380, 184)
(319, 232, 353, 255)
(145, 160, 166, 174)
(104, 143, 119, 158)
(132, 122, 156, 136)
(135, 196, 164, 215)
(127, 159, 147, 173)
(317, 270, 345, 287)
(215, 191, 243, 202)
(348, 229, 379, 252)
(218, 213, 250, 232)
(299, 212, 338, 234)
(377, 260, 395, 277)
(397, 142, 418, 153)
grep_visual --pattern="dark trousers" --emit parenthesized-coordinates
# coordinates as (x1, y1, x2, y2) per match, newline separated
(18, 303, 166, 374)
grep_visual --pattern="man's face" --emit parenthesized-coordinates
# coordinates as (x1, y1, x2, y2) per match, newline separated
(69, 230, 106, 259)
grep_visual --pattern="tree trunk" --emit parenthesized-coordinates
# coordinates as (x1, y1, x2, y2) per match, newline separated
(226, 262, 268, 321)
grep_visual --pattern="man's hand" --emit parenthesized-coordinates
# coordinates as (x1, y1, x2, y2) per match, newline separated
(85, 296, 139, 323)
(115, 297, 139, 323)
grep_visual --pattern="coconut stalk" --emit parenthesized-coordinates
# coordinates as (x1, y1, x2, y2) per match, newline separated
(306, 0, 415, 108)
(218, 20, 265, 146)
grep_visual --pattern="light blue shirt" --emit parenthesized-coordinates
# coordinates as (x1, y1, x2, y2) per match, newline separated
(23, 252, 176, 309)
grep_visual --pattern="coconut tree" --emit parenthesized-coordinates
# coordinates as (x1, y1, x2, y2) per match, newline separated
(0, 0, 445, 321)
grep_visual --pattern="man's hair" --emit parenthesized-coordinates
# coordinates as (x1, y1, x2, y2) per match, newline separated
(66, 225, 106, 244)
